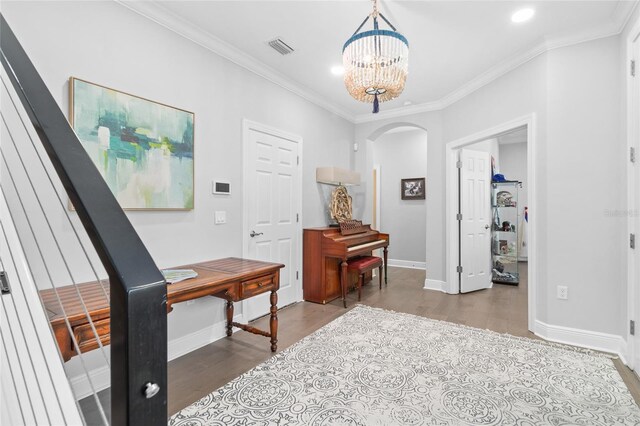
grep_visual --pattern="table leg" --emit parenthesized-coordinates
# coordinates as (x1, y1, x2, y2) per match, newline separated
(226, 300, 234, 337)
(383, 246, 388, 285)
(341, 259, 348, 308)
(270, 290, 278, 352)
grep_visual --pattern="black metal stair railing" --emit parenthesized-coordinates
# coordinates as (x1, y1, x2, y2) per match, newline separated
(0, 13, 168, 425)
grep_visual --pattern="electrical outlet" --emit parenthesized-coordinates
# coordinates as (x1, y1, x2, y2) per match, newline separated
(557, 285, 568, 300)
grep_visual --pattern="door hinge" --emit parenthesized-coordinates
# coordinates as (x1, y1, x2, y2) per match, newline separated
(632, 147, 636, 163)
(632, 60, 636, 77)
(0, 271, 10, 295)
(631, 233, 636, 249)
(456, 160, 462, 169)
(456, 265, 463, 274)
(296, 271, 299, 280)
(631, 320, 636, 336)
(297, 156, 300, 165)
(296, 213, 299, 223)
(456, 213, 463, 221)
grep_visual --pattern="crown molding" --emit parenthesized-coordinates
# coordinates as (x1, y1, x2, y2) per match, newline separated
(115, 1, 356, 123)
(354, 4, 637, 124)
(116, 0, 638, 126)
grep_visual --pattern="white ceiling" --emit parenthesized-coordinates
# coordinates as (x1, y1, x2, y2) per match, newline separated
(497, 126, 527, 145)
(121, 1, 636, 122)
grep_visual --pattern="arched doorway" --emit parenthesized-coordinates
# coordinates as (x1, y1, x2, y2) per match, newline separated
(365, 123, 428, 279)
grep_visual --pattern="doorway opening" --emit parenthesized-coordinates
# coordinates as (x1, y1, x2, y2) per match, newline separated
(367, 125, 428, 278)
(460, 127, 528, 293)
(445, 115, 536, 332)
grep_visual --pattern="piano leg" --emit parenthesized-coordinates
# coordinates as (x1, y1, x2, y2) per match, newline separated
(383, 246, 389, 285)
(341, 259, 348, 308)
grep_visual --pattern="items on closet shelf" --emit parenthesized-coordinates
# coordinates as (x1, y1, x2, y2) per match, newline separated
(491, 181, 522, 285)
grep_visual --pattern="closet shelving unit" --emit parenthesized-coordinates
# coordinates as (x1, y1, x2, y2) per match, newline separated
(491, 180, 522, 285)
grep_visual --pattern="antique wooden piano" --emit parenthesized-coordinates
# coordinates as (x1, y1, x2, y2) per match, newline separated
(303, 223, 389, 304)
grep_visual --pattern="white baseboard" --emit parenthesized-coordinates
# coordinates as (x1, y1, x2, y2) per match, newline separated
(69, 364, 110, 401)
(69, 315, 245, 400)
(168, 315, 244, 360)
(535, 320, 627, 361)
(388, 259, 426, 270)
(423, 279, 447, 292)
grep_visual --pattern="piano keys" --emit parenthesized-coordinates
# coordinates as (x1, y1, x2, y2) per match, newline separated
(303, 225, 389, 304)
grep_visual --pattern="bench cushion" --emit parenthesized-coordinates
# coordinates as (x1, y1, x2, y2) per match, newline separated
(347, 256, 383, 273)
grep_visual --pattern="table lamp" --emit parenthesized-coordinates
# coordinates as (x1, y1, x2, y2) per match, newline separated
(316, 167, 361, 224)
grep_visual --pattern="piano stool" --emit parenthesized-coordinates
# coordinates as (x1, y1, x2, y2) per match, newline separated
(344, 256, 384, 308)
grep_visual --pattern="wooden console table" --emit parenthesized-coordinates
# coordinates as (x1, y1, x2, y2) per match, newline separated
(40, 257, 285, 361)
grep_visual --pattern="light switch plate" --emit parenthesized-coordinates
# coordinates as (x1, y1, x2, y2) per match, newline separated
(215, 211, 226, 224)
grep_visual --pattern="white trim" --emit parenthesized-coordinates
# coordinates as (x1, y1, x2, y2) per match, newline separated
(167, 314, 246, 361)
(373, 164, 381, 230)
(354, 13, 636, 123)
(445, 114, 537, 332)
(387, 259, 426, 270)
(69, 365, 110, 402)
(423, 279, 447, 292)
(626, 9, 640, 371)
(117, 0, 637, 125)
(242, 119, 304, 310)
(116, 1, 355, 122)
(70, 314, 247, 399)
(535, 320, 627, 362)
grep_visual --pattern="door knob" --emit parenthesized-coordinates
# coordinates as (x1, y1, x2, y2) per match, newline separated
(484, 224, 490, 229)
(250, 230, 264, 238)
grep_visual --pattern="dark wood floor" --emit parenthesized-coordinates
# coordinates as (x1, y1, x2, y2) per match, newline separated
(167, 262, 640, 413)
(80, 264, 640, 422)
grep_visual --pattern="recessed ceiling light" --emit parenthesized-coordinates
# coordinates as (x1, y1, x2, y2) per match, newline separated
(331, 65, 345, 75)
(511, 8, 535, 23)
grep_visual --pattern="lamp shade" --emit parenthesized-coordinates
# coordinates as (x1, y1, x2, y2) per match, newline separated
(316, 167, 361, 186)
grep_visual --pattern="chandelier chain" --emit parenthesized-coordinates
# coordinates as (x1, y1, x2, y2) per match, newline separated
(371, 0, 379, 18)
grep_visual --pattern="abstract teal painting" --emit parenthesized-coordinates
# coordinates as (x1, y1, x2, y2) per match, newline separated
(70, 78, 194, 210)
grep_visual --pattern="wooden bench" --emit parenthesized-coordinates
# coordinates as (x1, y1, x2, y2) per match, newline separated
(342, 256, 384, 308)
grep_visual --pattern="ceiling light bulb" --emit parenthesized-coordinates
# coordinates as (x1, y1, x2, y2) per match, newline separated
(331, 65, 345, 75)
(511, 8, 534, 23)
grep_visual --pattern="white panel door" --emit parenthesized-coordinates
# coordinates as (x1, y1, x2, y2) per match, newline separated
(245, 125, 300, 321)
(459, 149, 492, 293)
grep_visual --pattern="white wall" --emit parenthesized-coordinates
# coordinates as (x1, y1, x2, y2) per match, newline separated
(0, 0, 631, 387)
(373, 129, 427, 263)
(355, 35, 625, 340)
(1, 0, 354, 390)
(544, 37, 623, 336)
(354, 113, 445, 280)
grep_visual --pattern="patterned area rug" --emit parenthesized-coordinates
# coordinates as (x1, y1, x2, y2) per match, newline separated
(169, 305, 640, 425)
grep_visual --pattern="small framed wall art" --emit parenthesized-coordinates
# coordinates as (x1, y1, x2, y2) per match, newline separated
(401, 177, 425, 200)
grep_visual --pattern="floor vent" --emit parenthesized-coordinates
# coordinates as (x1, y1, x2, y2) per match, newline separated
(267, 38, 294, 55)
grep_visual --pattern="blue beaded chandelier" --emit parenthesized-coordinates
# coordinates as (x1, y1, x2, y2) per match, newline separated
(342, 0, 409, 114)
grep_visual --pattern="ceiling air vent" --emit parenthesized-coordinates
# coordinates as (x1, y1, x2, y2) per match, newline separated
(267, 38, 294, 56)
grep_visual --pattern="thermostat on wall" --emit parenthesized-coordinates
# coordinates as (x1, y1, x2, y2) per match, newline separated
(212, 180, 231, 195)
